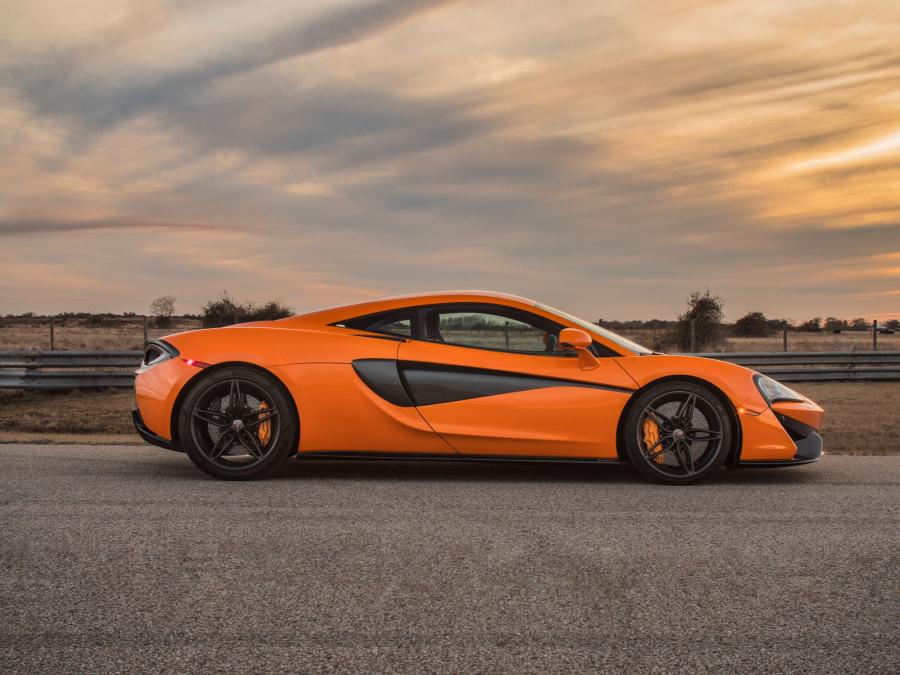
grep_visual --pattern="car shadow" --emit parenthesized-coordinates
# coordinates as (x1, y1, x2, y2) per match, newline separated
(264, 455, 824, 486)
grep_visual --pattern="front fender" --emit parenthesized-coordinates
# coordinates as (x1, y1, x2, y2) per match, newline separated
(614, 355, 800, 461)
(614, 355, 769, 412)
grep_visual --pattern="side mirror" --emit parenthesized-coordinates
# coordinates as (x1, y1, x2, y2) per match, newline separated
(559, 328, 600, 371)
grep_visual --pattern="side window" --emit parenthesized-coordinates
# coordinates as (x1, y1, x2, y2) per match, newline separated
(426, 309, 562, 354)
(367, 313, 413, 337)
(342, 310, 414, 337)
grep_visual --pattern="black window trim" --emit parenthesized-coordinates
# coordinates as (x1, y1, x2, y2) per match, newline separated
(332, 302, 618, 358)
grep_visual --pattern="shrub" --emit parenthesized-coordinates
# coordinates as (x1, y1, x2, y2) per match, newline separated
(201, 292, 293, 328)
(734, 311, 771, 337)
(823, 317, 847, 332)
(798, 318, 822, 332)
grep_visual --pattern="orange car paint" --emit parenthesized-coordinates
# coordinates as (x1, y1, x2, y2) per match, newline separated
(133, 291, 824, 463)
(272, 363, 455, 455)
(134, 357, 198, 440)
(397, 338, 635, 458)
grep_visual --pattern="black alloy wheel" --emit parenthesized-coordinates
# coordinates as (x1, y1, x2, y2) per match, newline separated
(179, 366, 297, 480)
(624, 381, 732, 484)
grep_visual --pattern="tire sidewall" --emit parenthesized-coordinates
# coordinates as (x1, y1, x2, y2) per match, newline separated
(179, 366, 297, 480)
(624, 380, 732, 485)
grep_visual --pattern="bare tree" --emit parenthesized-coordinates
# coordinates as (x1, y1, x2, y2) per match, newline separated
(150, 295, 176, 328)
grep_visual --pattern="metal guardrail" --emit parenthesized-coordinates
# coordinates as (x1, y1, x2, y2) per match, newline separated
(0, 350, 142, 389)
(1, 350, 898, 389)
(695, 351, 900, 382)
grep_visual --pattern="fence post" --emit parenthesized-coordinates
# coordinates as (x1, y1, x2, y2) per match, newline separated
(143, 315, 148, 342)
(689, 319, 695, 353)
(50, 316, 55, 350)
(783, 326, 788, 352)
(504, 321, 510, 349)
(873, 319, 878, 351)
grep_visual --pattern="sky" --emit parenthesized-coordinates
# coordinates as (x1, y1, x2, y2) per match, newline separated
(1, 0, 898, 322)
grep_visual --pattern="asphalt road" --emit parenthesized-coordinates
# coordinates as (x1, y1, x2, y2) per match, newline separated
(1, 445, 898, 674)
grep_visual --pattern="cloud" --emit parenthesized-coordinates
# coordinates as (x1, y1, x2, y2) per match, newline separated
(6, 0, 460, 132)
(0, 0, 898, 320)
(0, 218, 235, 237)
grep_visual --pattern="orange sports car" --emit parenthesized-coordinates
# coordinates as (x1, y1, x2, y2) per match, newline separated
(132, 291, 824, 483)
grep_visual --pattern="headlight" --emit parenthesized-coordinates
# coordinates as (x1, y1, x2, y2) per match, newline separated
(753, 374, 805, 405)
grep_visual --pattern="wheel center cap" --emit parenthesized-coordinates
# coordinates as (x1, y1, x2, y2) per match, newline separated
(673, 429, 685, 440)
(232, 419, 244, 431)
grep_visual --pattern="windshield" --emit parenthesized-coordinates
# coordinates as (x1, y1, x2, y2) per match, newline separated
(536, 303, 653, 355)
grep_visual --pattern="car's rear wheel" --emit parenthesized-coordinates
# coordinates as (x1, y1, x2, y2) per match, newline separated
(178, 366, 297, 480)
(623, 381, 732, 485)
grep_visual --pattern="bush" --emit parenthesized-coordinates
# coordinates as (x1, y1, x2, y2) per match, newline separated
(734, 311, 771, 337)
(798, 318, 822, 332)
(245, 300, 294, 322)
(201, 292, 293, 328)
(823, 317, 847, 332)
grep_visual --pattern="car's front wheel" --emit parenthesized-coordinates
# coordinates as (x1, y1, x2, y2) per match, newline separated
(178, 366, 298, 480)
(623, 380, 732, 484)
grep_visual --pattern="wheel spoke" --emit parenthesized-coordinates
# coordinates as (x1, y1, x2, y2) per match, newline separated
(677, 441, 696, 474)
(644, 408, 673, 430)
(242, 408, 279, 428)
(675, 393, 697, 424)
(192, 409, 231, 427)
(210, 430, 236, 459)
(237, 428, 264, 458)
(229, 379, 244, 416)
(686, 428, 722, 441)
(644, 435, 673, 461)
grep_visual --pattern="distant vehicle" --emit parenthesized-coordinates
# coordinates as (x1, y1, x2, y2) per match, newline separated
(132, 291, 824, 484)
(874, 327, 895, 334)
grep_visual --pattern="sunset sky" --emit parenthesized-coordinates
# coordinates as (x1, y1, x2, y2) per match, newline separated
(1, 0, 898, 321)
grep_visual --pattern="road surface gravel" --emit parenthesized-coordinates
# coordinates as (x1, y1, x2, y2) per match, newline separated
(1, 445, 897, 673)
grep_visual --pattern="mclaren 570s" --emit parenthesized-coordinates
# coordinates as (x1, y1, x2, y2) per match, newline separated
(133, 291, 824, 484)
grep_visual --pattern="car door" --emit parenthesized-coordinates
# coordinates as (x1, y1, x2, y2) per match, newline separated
(396, 304, 638, 459)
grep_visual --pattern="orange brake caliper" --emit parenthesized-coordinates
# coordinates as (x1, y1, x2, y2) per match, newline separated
(642, 417, 664, 463)
(257, 401, 272, 447)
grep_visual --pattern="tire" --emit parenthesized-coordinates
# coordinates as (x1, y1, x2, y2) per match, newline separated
(178, 366, 298, 480)
(623, 380, 732, 485)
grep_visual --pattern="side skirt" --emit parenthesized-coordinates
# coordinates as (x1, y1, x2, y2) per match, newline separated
(296, 451, 623, 465)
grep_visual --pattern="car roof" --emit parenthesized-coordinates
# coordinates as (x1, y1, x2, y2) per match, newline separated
(282, 290, 538, 327)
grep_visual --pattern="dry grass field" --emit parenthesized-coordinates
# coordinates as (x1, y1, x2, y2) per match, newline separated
(616, 329, 899, 353)
(0, 382, 896, 454)
(0, 318, 201, 351)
